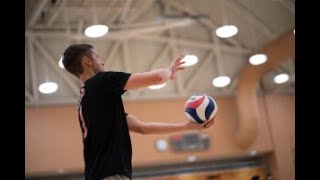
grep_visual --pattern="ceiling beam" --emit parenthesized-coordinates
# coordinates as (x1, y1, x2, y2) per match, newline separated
(134, 35, 251, 54)
(112, 19, 196, 39)
(27, 30, 251, 55)
(122, 41, 131, 72)
(33, 38, 80, 96)
(169, 28, 184, 95)
(133, 44, 171, 98)
(226, 0, 275, 39)
(213, 35, 224, 75)
(147, 45, 170, 70)
(26, 0, 49, 28)
(105, 0, 124, 25)
(122, 40, 133, 98)
(279, 0, 295, 14)
(31, 19, 196, 40)
(118, 0, 132, 23)
(26, 35, 39, 101)
(25, 89, 33, 102)
(46, 8, 61, 27)
(163, 0, 243, 48)
(183, 51, 215, 91)
(104, 41, 121, 68)
(33, 20, 174, 31)
(59, 5, 138, 12)
(127, 0, 154, 23)
(45, 0, 64, 26)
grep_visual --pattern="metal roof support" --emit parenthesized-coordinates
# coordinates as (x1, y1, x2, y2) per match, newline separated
(26, 35, 39, 102)
(226, 0, 275, 39)
(183, 51, 214, 91)
(26, 0, 49, 28)
(33, 38, 80, 96)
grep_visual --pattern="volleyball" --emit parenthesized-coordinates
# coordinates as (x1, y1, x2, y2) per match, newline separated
(184, 94, 218, 124)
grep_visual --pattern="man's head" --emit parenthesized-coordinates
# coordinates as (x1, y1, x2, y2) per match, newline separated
(62, 44, 104, 78)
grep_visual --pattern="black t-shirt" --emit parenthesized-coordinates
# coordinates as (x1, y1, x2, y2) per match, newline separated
(78, 71, 132, 180)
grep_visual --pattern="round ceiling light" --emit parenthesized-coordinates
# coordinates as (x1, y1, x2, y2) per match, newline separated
(39, 82, 58, 94)
(215, 25, 238, 38)
(84, 24, 109, 38)
(212, 76, 231, 87)
(182, 55, 198, 67)
(273, 73, 289, 84)
(249, 54, 267, 65)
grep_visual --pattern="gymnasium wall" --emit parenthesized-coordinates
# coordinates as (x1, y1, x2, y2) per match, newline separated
(25, 94, 294, 180)
(263, 95, 295, 180)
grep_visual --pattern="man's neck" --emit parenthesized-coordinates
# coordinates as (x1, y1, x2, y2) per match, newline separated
(79, 71, 95, 84)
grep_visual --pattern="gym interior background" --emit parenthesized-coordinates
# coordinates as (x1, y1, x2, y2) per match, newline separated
(25, 0, 295, 179)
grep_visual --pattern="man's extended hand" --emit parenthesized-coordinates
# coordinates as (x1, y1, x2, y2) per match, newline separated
(169, 53, 186, 80)
(185, 116, 216, 131)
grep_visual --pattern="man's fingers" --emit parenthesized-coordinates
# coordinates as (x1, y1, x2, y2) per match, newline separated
(203, 117, 216, 128)
(178, 61, 185, 65)
(175, 53, 186, 62)
(176, 67, 185, 71)
(204, 120, 214, 128)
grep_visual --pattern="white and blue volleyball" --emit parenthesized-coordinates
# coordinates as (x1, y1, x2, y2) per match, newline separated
(184, 94, 218, 124)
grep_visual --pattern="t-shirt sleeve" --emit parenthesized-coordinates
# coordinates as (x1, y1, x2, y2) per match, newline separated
(100, 71, 131, 94)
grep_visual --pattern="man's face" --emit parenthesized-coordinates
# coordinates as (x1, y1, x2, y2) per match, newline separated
(89, 49, 105, 73)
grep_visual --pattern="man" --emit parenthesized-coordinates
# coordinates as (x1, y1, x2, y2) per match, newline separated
(62, 44, 215, 180)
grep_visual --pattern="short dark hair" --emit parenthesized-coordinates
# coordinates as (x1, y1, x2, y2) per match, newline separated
(62, 44, 94, 77)
(251, 175, 260, 180)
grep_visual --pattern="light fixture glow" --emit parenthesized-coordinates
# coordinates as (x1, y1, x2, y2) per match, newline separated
(215, 25, 238, 38)
(273, 73, 289, 84)
(250, 150, 257, 156)
(182, 55, 198, 67)
(212, 76, 231, 87)
(155, 139, 168, 152)
(187, 156, 197, 162)
(249, 54, 267, 65)
(148, 82, 167, 90)
(39, 82, 58, 94)
(58, 56, 65, 69)
(57, 169, 65, 174)
(84, 24, 109, 38)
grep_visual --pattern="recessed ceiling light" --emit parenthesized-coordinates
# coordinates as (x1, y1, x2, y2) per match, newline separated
(84, 24, 109, 38)
(58, 56, 65, 69)
(39, 82, 58, 94)
(249, 54, 267, 65)
(273, 73, 289, 84)
(148, 82, 167, 90)
(215, 25, 238, 38)
(182, 55, 198, 67)
(212, 76, 231, 87)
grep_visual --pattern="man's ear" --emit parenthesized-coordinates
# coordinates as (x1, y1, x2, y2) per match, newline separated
(82, 56, 91, 66)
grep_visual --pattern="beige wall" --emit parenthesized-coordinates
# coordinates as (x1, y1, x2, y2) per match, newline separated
(25, 106, 84, 175)
(25, 95, 293, 180)
(264, 95, 295, 180)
